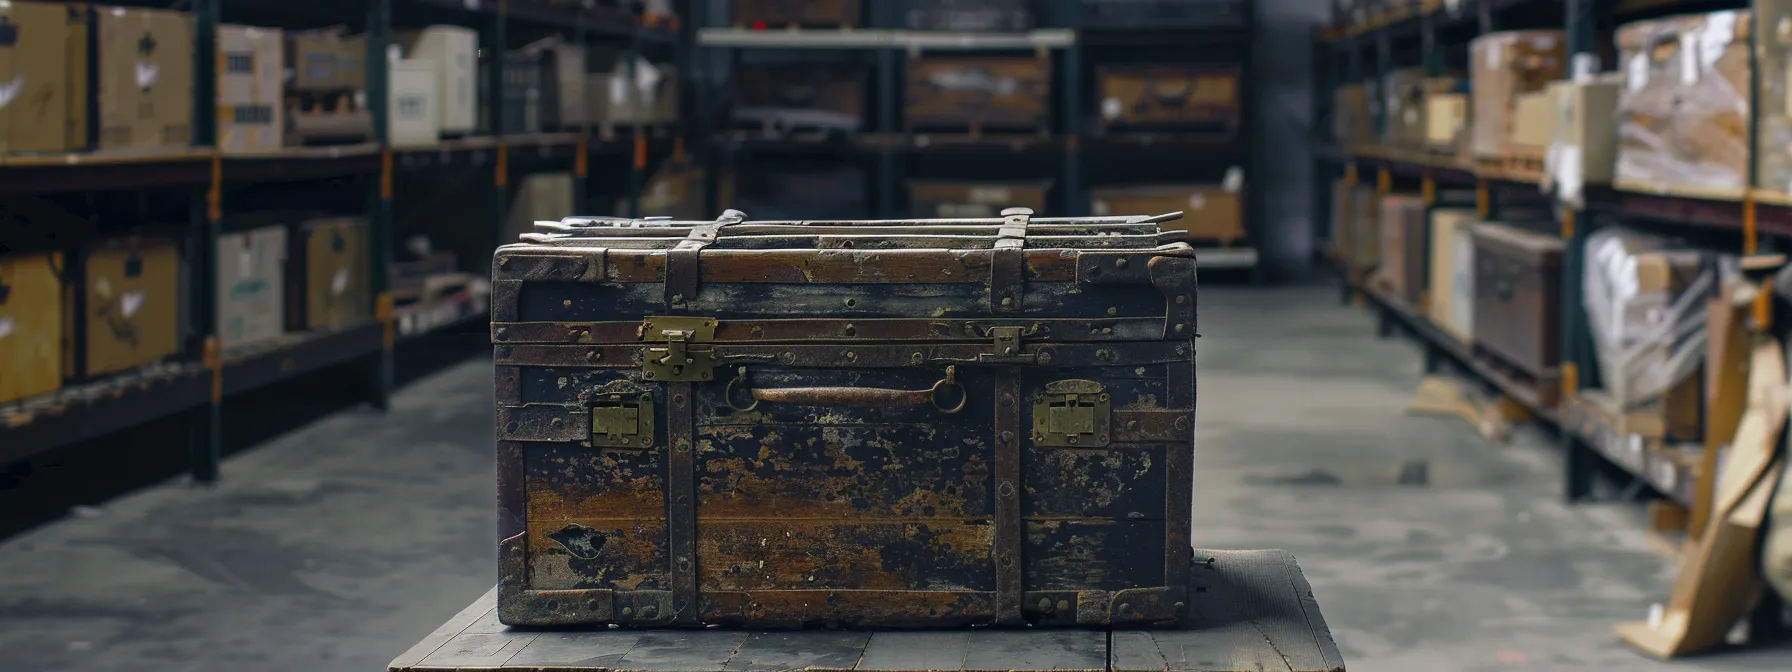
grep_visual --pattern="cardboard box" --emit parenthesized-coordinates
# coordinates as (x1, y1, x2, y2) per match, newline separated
(0, 252, 65, 403)
(216, 224, 288, 350)
(590, 63, 679, 126)
(1380, 70, 1456, 149)
(1546, 76, 1621, 197)
(1758, 2, 1792, 193)
(218, 25, 283, 153)
(287, 217, 370, 331)
(0, 2, 90, 154)
(1469, 30, 1565, 157)
(389, 59, 439, 146)
(1616, 10, 1750, 192)
(64, 238, 182, 378)
(1424, 92, 1469, 154)
(1092, 184, 1244, 243)
(1333, 84, 1374, 145)
(288, 29, 366, 91)
(505, 173, 575, 244)
(1510, 90, 1555, 149)
(98, 7, 194, 151)
(397, 26, 477, 134)
(1427, 209, 1477, 342)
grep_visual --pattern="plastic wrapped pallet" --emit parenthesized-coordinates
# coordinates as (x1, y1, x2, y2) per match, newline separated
(1582, 228, 1711, 439)
(1469, 30, 1565, 158)
(1755, 1, 1792, 195)
(1615, 10, 1751, 193)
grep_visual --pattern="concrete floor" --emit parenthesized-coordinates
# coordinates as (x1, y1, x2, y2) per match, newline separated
(1, 283, 1789, 671)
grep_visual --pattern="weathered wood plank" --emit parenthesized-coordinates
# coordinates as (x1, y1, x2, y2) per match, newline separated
(387, 587, 498, 670)
(853, 631, 972, 671)
(390, 550, 1345, 672)
(961, 630, 1107, 671)
(723, 632, 872, 672)
(1113, 550, 1346, 672)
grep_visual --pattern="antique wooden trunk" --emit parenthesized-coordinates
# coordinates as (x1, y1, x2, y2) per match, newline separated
(733, 64, 866, 132)
(490, 209, 1198, 629)
(1376, 195, 1426, 305)
(1096, 65, 1241, 135)
(907, 180, 1053, 218)
(906, 56, 1050, 133)
(1470, 222, 1563, 381)
(736, 0, 861, 27)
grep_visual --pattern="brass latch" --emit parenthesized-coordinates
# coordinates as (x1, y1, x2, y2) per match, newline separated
(1032, 380, 1110, 447)
(978, 325, 1036, 364)
(641, 316, 718, 382)
(590, 392, 656, 448)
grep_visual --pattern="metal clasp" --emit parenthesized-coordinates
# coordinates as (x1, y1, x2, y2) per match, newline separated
(642, 316, 718, 382)
(1033, 380, 1111, 447)
(978, 325, 1037, 364)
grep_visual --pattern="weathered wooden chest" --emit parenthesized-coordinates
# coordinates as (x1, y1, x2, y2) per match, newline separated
(1470, 221, 1563, 404)
(490, 209, 1198, 629)
(906, 56, 1051, 133)
(1096, 65, 1241, 135)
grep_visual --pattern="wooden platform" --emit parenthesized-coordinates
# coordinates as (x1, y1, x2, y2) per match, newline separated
(388, 549, 1345, 672)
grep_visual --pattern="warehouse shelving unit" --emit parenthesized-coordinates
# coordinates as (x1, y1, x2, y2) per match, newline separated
(691, 2, 1260, 273)
(1314, 0, 1769, 511)
(0, 0, 692, 481)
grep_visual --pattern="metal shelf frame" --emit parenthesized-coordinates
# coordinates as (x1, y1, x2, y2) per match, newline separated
(1, 0, 692, 482)
(692, 9, 1260, 278)
(1316, 0, 1768, 507)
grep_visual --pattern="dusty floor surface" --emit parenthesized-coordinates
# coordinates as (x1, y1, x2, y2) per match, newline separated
(0, 284, 1788, 671)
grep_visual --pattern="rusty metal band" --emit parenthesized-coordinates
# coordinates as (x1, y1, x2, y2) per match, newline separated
(665, 226, 719, 309)
(993, 367, 1024, 624)
(1163, 359, 1195, 609)
(1149, 255, 1198, 340)
(493, 342, 1190, 369)
(990, 211, 1029, 313)
(494, 366, 526, 540)
(666, 381, 700, 624)
(492, 317, 1170, 344)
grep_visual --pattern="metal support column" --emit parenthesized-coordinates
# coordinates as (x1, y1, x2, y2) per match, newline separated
(1062, 41, 1084, 218)
(1561, 0, 1598, 503)
(573, 19, 591, 215)
(876, 47, 899, 218)
(489, 3, 510, 244)
(367, 0, 396, 411)
(626, 29, 644, 218)
(189, 0, 222, 484)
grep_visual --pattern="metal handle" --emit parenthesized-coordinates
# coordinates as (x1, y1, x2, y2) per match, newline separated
(726, 366, 966, 414)
(1493, 261, 1516, 302)
(1147, 78, 1195, 108)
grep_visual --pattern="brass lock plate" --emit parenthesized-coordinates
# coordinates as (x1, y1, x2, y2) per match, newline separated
(590, 392, 656, 448)
(1032, 379, 1110, 448)
(641, 316, 718, 382)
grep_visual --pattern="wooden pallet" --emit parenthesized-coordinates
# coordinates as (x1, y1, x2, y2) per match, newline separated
(1471, 343, 1560, 412)
(1473, 151, 1544, 182)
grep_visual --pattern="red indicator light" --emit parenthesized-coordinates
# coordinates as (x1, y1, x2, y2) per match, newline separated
(752, 21, 766, 30)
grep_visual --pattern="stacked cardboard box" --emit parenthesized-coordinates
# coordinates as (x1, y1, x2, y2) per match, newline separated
(218, 26, 284, 153)
(1615, 10, 1750, 193)
(0, 2, 91, 154)
(1757, 2, 1792, 195)
(1333, 84, 1375, 146)
(1544, 76, 1622, 204)
(1469, 30, 1565, 158)
(1382, 70, 1460, 151)
(97, 7, 195, 151)
(285, 28, 373, 146)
